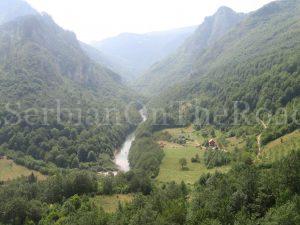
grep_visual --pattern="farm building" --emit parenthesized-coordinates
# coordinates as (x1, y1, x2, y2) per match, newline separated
(208, 139, 217, 147)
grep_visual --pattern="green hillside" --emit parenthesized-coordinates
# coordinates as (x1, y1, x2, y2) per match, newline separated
(0, 14, 140, 173)
(128, 0, 300, 178)
(148, 0, 300, 127)
(0, 14, 134, 106)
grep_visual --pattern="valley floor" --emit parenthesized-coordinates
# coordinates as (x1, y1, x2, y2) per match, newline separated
(155, 126, 300, 184)
(156, 144, 230, 184)
(155, 126, 245, 184)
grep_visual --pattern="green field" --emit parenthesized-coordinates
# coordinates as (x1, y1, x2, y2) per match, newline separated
(156, 126, 234, 184)
(0, 157, 46, 181)
(259, 130, 300, 163)
(157, 127, 300, 184)
(161, 126, 246, 151)
(156, 145, 230, 184)
(92, 194, 134, 213)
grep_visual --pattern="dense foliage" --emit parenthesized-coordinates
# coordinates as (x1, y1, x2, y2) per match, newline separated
(203, 149, 231, 169)
(0, 116, 133, 173)
(128, 128, 164, 177)
(0, 14, 140, 172)
(1, 149, 300, 225)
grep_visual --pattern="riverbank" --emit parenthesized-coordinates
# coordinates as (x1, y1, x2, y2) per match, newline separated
(114, 109, 147, 172)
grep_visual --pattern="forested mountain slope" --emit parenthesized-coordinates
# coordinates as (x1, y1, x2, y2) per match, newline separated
(0, 0, 37, 24)
(0, 14, 139, 173)
(0, 14, 134, 107)
(92, 26, 196, 81)
(128, 0, 300, 177)
(152, 0, 300, 114)
(136, 6, 246, 96)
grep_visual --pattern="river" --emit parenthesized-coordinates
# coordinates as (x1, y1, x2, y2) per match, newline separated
(114, 109, 147, 172)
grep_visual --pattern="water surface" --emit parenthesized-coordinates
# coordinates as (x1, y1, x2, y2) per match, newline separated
(114, 109, 147, 172)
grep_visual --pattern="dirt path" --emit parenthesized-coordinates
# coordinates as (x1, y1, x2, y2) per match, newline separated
(257, 119, 268, 158)
(257, 134, 262, 156)
(259, 119, 268, 129)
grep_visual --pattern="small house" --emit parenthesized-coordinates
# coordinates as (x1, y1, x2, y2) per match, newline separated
(208, 139, 217, 147)
(159, 142, 166, 148)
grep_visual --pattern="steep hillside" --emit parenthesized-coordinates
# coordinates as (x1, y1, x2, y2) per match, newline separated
(0, 14, 133, 107)
(128, 0, 300, 177)
(0, 0, 37, 24)
(153, 0, 300, 113)
(92, 26, 196, 80)
(136, 6, 245, 96)
(0, 14, 139, 173)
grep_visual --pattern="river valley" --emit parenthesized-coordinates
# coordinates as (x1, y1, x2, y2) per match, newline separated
(114, 109, 147, 172)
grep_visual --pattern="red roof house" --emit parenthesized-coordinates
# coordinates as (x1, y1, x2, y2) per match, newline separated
(209, 139, 217, 147)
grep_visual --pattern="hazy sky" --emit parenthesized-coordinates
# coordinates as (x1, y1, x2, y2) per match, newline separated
(26, 0, 273, 43)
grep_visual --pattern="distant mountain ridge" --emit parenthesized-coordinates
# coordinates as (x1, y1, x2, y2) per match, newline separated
(135, 6, 246, 96)
(92, 26, 197, 81)
(80, 42, 132, 83)
(0, 0, 38, 24)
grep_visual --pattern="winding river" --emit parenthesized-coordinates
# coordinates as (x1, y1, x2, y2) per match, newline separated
(114, 109, 147, 172)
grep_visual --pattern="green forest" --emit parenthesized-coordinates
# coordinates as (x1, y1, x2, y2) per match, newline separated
(1, 150, 300, 225)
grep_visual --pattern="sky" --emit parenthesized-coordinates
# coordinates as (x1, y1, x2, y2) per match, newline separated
(26, 0, 274, 43)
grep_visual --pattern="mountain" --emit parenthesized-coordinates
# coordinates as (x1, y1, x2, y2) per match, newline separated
(128, 0, 300, 183)
(92, 26, 197, 81)
(80, 42, 132, 82)
(0, 0, 38, 24)
(146, 0, 300, 134)
(136, 7, 246, 96)
(0, 14, 133, 107)
(0, 13, 139, 172)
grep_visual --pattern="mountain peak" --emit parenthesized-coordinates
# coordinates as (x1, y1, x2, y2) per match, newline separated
(196, 6, 245, 46)
(216, 6, 235, 14)
(0, 0, 38, 24)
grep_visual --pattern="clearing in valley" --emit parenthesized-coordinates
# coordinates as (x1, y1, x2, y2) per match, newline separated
(0, 157, 46, 181)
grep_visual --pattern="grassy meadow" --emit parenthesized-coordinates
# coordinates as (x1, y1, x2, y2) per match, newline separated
(92, 194, 134, 213)
(156, 145, 230, 184)
(156, 126, 237, 184)
(156, 126, 300, 184)
(0, 157, 46, 181)
(259, 130, 300, 163)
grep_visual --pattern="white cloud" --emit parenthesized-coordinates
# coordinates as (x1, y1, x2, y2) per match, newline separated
(25, 0, 274, 42)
